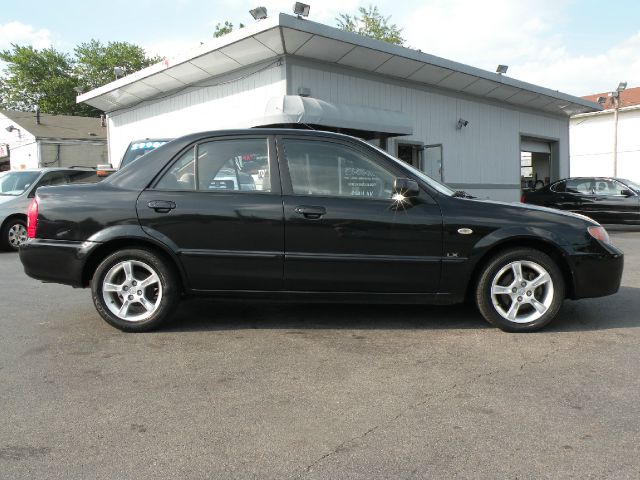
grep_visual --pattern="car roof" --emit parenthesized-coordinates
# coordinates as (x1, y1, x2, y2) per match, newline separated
(7, 167, 96, 173)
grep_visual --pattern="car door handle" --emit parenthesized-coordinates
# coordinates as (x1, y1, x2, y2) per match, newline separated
(294, 205, 326, 219)
(147, 200, 176, 213)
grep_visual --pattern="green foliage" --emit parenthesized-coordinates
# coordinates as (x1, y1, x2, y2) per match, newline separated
(0, 40, 161, 117)
(0, 45, 80, 115)
(337, 5, 405, 45)
(74, 40, 161, 91)
(214, 21, 245, 38)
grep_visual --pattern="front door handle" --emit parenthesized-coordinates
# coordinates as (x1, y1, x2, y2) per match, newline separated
(294, 205, 326, 219)
(148, 200, 176, 213)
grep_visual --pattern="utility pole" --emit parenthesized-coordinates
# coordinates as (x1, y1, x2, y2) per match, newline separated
(611, 81, 627, 177)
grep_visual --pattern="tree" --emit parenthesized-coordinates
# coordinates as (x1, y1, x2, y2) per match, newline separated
(0, 40, 161, 116)
(336, 5, 405, 45)
(74, 40, 161, 91)
(0, 45, 80, 115)
(213, 21, 245, 38)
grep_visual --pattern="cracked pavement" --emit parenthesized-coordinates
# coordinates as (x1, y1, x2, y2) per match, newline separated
(1, 230, 639, 479)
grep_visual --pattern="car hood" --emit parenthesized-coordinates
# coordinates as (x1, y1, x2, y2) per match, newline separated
(469, 197, 599, 225)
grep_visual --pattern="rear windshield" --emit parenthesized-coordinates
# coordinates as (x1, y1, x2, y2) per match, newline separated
(0, 171, 40, 196)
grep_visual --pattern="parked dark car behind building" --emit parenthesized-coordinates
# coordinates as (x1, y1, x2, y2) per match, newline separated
(522, 177, 640, 225)
(19, 130, 623, 333)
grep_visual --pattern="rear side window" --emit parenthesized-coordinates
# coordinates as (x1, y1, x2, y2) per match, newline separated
(155, 139, 270, 192)
(550, 181, 565, 193)
(565, 179, 592, 194)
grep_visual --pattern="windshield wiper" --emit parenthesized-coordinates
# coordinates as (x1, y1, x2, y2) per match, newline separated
(453, 190, 475, 199)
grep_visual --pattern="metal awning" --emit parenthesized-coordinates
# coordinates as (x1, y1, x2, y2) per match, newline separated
(78, 14, 601, 117)
(253, 95, 413, 136)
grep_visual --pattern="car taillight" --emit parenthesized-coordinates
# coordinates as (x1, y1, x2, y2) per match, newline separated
(520, 194, 525, 203)
(27, 198, 38, 238)
(587, 225, 610, 244)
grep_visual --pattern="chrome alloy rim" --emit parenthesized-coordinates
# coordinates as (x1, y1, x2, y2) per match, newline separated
(8, 223, 28, 248)
(102, 260, 163, 322)
(490, 260, 554, 324)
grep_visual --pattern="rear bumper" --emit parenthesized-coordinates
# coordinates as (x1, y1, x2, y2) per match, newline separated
(568, 242, 624, 299)
(19, 239, 100, 287)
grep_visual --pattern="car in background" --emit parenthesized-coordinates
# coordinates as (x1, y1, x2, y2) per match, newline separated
(0, 168, 102, 251)
(19, 130, 623, 333)
(522, 177, 640, 225)
(120, 139, 171, 169)
(96, 139, 171, 177)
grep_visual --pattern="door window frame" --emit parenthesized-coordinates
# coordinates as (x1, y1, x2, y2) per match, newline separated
(150, 134, 281, 195)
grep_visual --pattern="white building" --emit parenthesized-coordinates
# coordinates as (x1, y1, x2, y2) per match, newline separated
(78, 13, 599, 201)
(0, 110, 107, 170)
(570, 86, 640, 182)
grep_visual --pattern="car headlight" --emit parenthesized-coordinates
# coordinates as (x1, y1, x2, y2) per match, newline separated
(587, 225, 611, 244)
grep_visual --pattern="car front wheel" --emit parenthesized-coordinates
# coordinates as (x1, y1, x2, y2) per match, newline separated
(475, 248, 565, 332)
(1, 218, 28, 251)
(91, 248, 179, 332)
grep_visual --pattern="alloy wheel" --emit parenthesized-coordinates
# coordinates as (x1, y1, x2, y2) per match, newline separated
(102, 260, 163, 322)
(490, 260, 554, 324)
(8, 223, 28, 249)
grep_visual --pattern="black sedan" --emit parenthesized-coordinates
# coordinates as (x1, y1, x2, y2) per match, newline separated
(19, 130, 623, 333)
(523, 177, 640, 225)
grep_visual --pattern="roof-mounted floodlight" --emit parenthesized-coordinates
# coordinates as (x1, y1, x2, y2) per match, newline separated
(293, 2, 311, 17)
(250, 6, 268, 20)
(596, 96, 606, 104)
(617, 81, 627, 92)
(496, 65, 508, 75)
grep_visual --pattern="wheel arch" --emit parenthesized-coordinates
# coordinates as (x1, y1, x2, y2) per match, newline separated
(81, 237, 188, 292)
(465, 237, 575, 301)
(1, 213, 27, 230)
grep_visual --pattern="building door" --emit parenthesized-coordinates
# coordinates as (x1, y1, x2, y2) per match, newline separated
(521, 137, 554, 192)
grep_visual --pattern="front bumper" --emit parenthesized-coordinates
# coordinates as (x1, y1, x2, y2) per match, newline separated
(567, 241, 624, 299)
(20, 239, 101, 287)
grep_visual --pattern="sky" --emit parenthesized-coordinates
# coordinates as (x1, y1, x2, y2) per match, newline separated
(1, 0, 639, 96)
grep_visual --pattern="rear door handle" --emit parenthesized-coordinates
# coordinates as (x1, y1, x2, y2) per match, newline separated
(294, 205, 326, 219)
(148, 200, 176, 213)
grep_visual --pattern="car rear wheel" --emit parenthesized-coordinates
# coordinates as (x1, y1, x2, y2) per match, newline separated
(475, 248, 565, 332)
(91, 248, 179, 332)
(1, 218, 28, 251)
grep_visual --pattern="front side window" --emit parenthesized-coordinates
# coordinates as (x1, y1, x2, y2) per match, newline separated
(282, 139, 394, 199)
(594, 179, 628, 196)
(155, 139, 270, 192)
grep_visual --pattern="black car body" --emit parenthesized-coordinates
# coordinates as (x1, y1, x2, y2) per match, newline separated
(523, 177, 640, 225)
(20, 130, 623, 332)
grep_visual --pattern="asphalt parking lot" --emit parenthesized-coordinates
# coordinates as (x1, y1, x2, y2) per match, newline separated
(1, 231, 639, 479)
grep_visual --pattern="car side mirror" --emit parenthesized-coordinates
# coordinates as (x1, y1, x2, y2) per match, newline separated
(620, 189, 636, 197)
(393, 178, 420, 198)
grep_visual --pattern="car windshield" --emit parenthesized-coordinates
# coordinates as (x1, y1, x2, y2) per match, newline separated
(369, 144, 456, 196)
(621, 179, 640, 193)
(120, 140, 169, 168)
(0, 171, 40, 196)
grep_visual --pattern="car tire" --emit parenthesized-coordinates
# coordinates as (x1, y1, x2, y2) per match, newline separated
(475, 248, 565, 332)
(1, 218, 28, 252)
(91, 248, 179, 332)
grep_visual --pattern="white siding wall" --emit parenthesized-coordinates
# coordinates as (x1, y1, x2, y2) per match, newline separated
(570, 108, 640, 183)
(288, 59, 569, 201)
(0, 113, 38, 169)
(107, 61, 286, 166)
